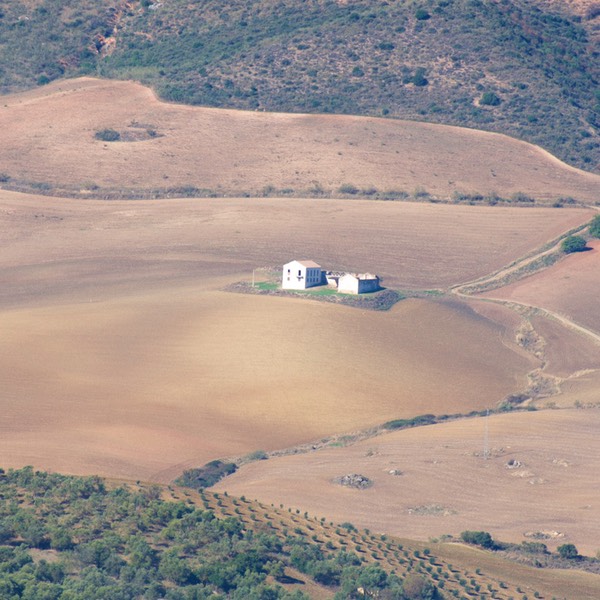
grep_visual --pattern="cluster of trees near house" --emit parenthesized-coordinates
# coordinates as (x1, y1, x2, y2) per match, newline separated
(0, 467, 442, 599)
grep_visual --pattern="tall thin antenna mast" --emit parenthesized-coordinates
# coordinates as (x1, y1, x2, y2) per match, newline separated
(483, 409, 490, 460)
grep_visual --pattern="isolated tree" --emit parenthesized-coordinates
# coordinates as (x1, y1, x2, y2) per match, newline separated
(460, 530, 495, 549)
(557, 543, 579, 559)
(561, 235, 587, 253)
(480, 92, 502, 106)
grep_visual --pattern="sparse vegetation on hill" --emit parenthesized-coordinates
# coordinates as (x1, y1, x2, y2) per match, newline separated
(0, 0, 598, 171)
(5, 466, 586, 598)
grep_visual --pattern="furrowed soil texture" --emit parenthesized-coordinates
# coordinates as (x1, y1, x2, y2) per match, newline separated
(1, 78, 600, 201)
(0, 289, 533, 483)
(1, 191, 585, 481)
(214, 409, 600, 557)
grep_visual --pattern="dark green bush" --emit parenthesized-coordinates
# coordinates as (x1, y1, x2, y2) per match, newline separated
(94, 128, 121, 142)
(460, 530, 495, 549)
(412, 67, 429, 87)
(561, 235, 587, 253)
(176, 460, 237, 489)
(589, 215, 600, 238)
(480, 92, 501, 106)
(557, 543, 579, 559)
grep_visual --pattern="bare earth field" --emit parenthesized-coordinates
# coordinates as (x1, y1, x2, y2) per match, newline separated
(3, 191, 590, 482)
(1, 78, 600, 201)
(214, 409, 600, 556)
(0, 291, 534, 483)
(1, 190, 597, 484)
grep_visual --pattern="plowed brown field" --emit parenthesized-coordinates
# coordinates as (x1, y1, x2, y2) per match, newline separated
(2, 78, 599, 201)
(480, 239, 600, 335)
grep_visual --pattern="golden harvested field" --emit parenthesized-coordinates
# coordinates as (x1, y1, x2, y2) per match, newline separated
(2, 78, 600, 201)
(480, 239, 600, 335)
(214, 409, 600, 556)
(3, 190, 589, 482)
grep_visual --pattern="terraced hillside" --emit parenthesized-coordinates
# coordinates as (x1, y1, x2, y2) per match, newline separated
(0, 0, 598, 171)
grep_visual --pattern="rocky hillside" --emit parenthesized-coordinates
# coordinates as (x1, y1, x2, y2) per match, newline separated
(0, 0, 598, 172)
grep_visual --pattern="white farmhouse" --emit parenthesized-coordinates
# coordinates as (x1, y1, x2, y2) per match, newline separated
(282, 260, 323, 290)
(337, 273, 380, 294)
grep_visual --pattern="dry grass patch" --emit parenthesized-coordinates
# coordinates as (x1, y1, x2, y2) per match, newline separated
(1, 78, 599, 201)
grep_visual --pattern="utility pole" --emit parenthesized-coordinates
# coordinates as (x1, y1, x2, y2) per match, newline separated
(483, 409, 490, 460)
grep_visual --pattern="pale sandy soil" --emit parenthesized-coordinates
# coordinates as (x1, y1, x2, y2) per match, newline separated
(214, 409, 600, 556)
(1, 78, 599, 201)
(479, 239, 600, 335)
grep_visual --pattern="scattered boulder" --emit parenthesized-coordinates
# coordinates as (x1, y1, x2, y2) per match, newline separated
(335, 474, 373, 489)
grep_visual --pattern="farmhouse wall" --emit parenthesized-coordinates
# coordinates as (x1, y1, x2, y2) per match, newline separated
(282, 260, 323, 290)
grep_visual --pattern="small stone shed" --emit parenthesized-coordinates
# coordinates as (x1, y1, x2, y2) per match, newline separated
(337, 273, 380, 294)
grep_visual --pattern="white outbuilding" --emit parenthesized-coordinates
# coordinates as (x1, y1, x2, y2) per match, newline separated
(337, 273, 380, 294)
(282, 260, 323, 290)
